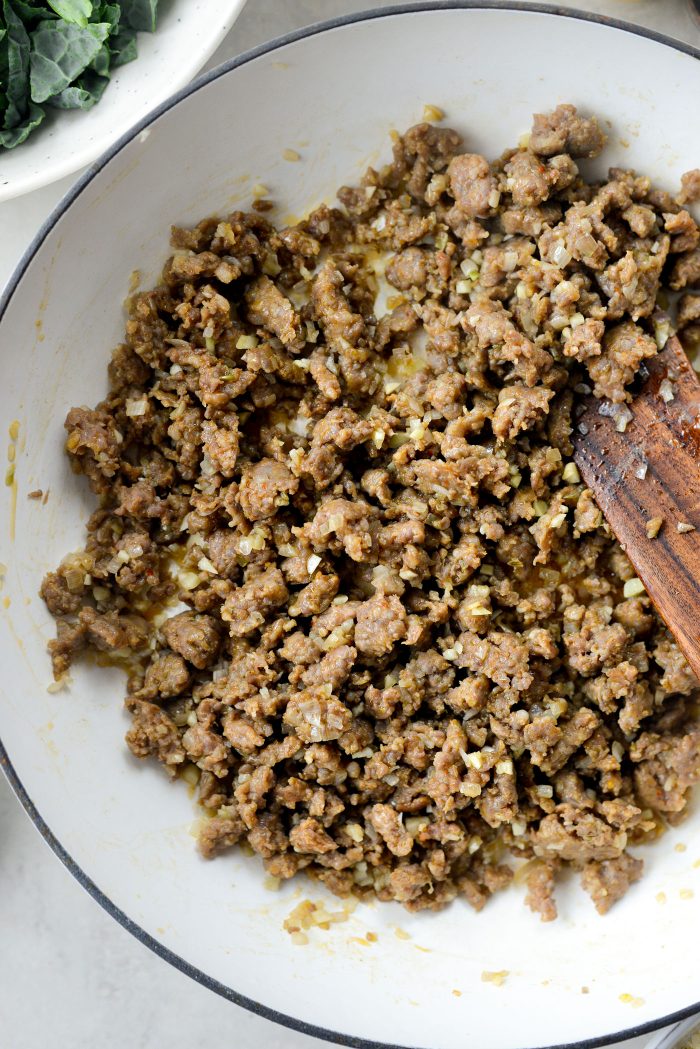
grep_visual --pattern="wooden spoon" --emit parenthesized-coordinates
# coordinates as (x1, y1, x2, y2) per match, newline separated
(573, 334, 700, 680)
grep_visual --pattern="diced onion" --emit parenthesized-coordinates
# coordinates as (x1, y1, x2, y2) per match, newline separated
(552, 244, 572, 268)
(125, 398, 148, 417)
(562, 462, 581, 484)
(623, 577, 646, 598)
(659, 379, 675, 403)
(236, 335, 258, 350)
(645, 517, 663, 539)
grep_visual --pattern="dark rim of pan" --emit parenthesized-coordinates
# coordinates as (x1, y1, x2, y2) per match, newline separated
(0, 4, 698, 1048)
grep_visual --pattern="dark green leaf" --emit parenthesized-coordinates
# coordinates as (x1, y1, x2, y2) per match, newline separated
(0, 32, 8, 125)
(0, 97, 43, 146)
(29, 18, 110, 102)
(47, 67, 107, 107)
(3, 0, 31, 128)
(86, 2, 118, 74)
(47, 0, 92, 27)
(118, 0, 156, 33)
(8, 1, 55, 23)
(94, 1, 119, 29)
(109, 21, 134, 65)
(89, 38, 108, 74)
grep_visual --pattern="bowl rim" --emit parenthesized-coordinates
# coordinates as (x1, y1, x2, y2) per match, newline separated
(1, 4, 699, 1047)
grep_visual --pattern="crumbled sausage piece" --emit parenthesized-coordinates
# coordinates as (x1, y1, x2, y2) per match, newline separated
(304, 409, 374, 488)
(201, 417, 238, 477)
(457, 631, 532, 691)
(596, 241, 668, 321)
(622, 204, 657, 237)
(280, 631, 322, 666)
(48, 619, 87, 678)
(425, 372, 467, 420)
(182, 721, 230, 776)
(565, 604, 628, 677)
(540, 206, 608, 271)
(142, 652, 191, 698)
(290, 818, 337, 854)
(238, 458, 299, 521)
(221, 714, 265, 756)
(678, 293, 700, 330)
(464, 300, 553, 386)
(563, 318, 604, 361)
(678, 169, 700, 206)
(283, 687, 352, 743)
(581, 853, 643, 914)
(664, 210, 699, 254)
(532, 806, 626, 863)
(525, 862, 558, 923)
(505, 151, 555, 207)
(369, 804, 414, 857)
(301, 645, 357, 690)
(312, 261, 366, 350)
(386, 247, 429, 290)
(355, 595, 407, 658)
(308, 351, 342, 401)
(536, 709, 600, 776)
(388, 864, 432, 904)
(64, 407, 123, 488)
(530, 103, 606, 158)
(245, 276, 302, 348)
(669, 249, 700, 291)
(654, 634, 698, 695)
(198, 814, 246, 858)
(307, 499, 379, 562)
(79, 607, 149, 653)
(587, 321, 658, 403)
(221, 568, 288, 637)
(40, 571, 84, 616)
(163, 611, 220, 669)
(574, 489, 602, 533)
(289, 573, 339, 617)
(632, 729, 700, 815)
(434, 535, 484, 587)
(126, 700, 185, 774)
(492, 384, 554, 440)
(206, 530, 240, 578)
(448, 153, 498, 218)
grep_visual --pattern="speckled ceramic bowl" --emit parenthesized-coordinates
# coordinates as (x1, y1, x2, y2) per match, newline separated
(1, 6, 699, 1049)
(0, 0, 246, 202)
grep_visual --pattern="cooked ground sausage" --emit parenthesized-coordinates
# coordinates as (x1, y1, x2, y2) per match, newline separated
(43, 104, 700, 919)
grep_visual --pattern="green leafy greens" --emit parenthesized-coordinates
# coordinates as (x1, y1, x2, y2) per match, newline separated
(0, 0, 160, 150)
(119, 0, 156, 32)
(47, 1, 93, 27)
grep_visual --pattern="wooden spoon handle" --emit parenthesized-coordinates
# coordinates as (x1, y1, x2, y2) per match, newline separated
(573, 335, 700, 681)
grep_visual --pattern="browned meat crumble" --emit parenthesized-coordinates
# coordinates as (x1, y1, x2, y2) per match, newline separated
(42, 104, 700, 920)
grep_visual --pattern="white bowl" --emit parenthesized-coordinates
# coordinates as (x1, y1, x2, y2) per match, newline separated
(1, 6, 700, 1048)
(0, 0, 247, 202)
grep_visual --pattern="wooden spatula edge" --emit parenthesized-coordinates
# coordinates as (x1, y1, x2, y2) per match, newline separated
(573, 334, 700, 681)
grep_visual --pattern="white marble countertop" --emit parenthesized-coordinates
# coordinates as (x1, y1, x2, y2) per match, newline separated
(1, 2, 698, 1047)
